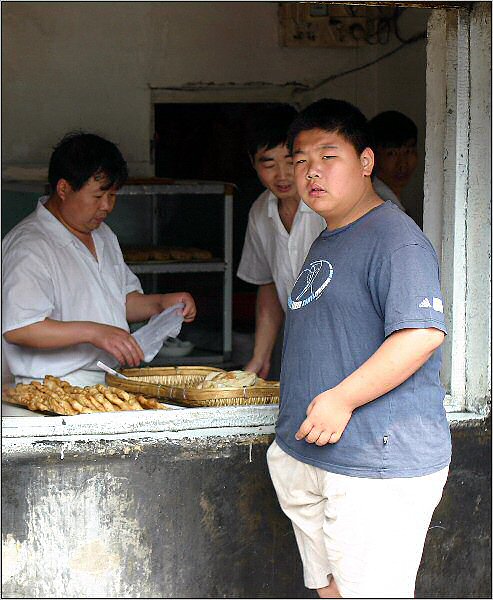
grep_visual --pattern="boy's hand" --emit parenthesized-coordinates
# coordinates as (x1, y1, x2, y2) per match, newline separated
(295, 390, 353, 446)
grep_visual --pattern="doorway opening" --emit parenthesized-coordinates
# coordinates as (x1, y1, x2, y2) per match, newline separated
(154, 102, 294, 330)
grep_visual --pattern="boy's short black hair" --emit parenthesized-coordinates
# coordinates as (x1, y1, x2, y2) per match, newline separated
(367, 111, 417, 149)
(245, 104, 298, 158)
(287, 98, 370, 155)
(48, 131, 128, 192)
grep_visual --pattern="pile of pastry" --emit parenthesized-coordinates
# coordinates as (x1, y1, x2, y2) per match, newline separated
(123, 246, 213, 262)
(195, 370, 275, 390)
(4, 375, 168, 416)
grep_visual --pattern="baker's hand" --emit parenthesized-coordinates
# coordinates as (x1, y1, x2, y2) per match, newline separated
(295, 390, 353, 446)
(244, 356, 270, 379)
(161, 292, 197, 323)
(87, 323, 144, 367)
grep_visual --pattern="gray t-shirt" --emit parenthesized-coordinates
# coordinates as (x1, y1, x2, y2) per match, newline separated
(276, 201, 451, 478)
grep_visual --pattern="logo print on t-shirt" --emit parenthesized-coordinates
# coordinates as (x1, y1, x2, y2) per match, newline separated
(432, 297, 444, 313)
(288, 259, 333, 310)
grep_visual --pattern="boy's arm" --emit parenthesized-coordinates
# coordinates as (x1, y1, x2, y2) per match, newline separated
(125, 291, 196, 323)
(295, 327, 445, 446)
(245, 283, 284, 379)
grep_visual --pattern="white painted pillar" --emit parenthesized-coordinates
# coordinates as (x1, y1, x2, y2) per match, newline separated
(465, 3, 491, 415)
(425, 9, 469, 410)
(423, 11, 446, 263)
(424, 4, 491, 414)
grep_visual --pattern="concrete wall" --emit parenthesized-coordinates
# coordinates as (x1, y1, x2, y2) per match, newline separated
(2, 2, 429, 219)
(2, 417, 491, 598)
(417, 418, 492, 599)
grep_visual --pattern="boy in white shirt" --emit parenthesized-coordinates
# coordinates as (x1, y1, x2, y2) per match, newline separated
(237, 105, 326, 378)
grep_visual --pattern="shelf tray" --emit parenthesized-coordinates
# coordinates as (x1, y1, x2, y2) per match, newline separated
(128, 261, 225, 274)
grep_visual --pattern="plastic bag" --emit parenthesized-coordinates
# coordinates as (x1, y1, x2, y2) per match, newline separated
(132, 302, 185, 363)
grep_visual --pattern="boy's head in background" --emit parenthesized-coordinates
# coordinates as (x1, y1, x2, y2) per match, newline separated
(367, 111, 418, 199)
(245, 104, 298, 202)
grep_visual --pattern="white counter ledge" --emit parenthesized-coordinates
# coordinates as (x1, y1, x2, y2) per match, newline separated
(2, 404, 278, 442)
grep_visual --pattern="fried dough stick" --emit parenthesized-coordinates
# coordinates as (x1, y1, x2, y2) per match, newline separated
(94, 385, 138, 410)
(105, 385, 144, 409)
(137, 396, 169, 410)
(84, 387, 118, 412)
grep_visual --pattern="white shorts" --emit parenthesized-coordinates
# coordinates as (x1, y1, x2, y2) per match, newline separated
(267, 440, 448, 598)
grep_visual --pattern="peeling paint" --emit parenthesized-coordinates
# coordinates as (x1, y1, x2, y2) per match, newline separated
(2, 534, 27, 585)
(199, 493, 221, 542)
(3, 471, 158, 597)
(1, 427, 276, 463)
(69, 539, 120, 574)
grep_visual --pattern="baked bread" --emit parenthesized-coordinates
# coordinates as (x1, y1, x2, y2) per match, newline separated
(195, 370, 258, 390)
(189, 247, 213, 260)
(123, 246, 212, 262)
(168, 247, 192, 261)
(123, 248, 152, 262)
(151, 248, 170, 261)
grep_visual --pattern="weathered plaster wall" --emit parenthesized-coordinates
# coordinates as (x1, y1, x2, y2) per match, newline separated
(2, 2, 429, 217)
(2, 433, 308, 599)
(2, 418, 491, 599)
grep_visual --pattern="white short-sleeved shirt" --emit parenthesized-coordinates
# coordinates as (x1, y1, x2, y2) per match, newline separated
(373, 176, 406, 212)
(237, 190, 326, 311)
(2, 198, 143, 384)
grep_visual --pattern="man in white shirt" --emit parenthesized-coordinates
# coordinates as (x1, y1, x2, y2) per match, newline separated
(372, 176, 406, 212)
(2, 132, 196, 386)
(368, 110, 418, 213)
(237, 106, 326, 378)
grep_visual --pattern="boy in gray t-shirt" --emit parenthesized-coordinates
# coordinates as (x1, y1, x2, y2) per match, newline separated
(267, 99, 451, 598)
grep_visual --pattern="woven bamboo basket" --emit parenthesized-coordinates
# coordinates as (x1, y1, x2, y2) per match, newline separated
(105, 366, 280, 408)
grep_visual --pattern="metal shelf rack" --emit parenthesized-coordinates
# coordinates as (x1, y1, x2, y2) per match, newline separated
(117, 180, 234, 366)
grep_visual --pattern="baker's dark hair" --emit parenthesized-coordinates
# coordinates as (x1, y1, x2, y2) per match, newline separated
(48, 131, 128, 192)
(367, 111, 417, 148)
(245, 104, 298, 158)
(287, 98, 370, 155)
